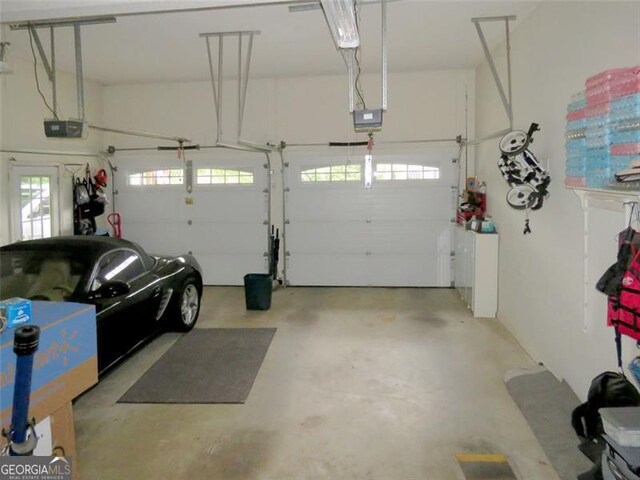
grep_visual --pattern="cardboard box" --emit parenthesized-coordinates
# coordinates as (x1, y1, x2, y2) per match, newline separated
(0, 301, 98, 434)
(466, 176, 478, 192)
(0, 297, 32, 329)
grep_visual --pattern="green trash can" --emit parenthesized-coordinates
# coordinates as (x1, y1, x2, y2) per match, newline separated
(243, 273, 273, 310)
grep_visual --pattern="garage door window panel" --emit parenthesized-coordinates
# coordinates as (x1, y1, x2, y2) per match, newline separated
(301, 165, 361, 183)
(128, 169, 184, 186)
(375, 163, 440, 181)
(196, 168, 254, 185)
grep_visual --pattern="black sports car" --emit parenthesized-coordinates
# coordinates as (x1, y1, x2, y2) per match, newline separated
(0, 236, 203, 374)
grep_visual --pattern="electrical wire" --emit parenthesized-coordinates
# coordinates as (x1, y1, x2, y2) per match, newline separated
(27, 25, 58, 120)
(353, 0, 366, 110)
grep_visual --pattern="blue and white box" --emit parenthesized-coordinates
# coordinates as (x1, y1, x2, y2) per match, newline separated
(0, 298, 33, 329)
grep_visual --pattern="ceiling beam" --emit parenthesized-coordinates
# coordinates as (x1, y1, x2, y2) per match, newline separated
(1, 0, 300, 25)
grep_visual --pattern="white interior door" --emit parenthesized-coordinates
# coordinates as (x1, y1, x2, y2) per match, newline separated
(10, 166, 60, 242)
(285, 152, 456, 287)
(114, 151, 268, 285)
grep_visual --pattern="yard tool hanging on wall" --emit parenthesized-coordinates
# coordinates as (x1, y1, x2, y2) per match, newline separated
(498, 123, 551, 234)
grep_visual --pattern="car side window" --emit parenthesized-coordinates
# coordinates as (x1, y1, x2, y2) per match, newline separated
(91, 250, 145, 291)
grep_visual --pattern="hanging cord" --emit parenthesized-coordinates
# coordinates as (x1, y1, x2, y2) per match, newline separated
(353, 0, 366, 110)
(27, 25, 58, 120)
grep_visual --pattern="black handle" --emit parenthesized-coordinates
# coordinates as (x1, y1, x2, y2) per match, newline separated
(14, 325, 40, 356)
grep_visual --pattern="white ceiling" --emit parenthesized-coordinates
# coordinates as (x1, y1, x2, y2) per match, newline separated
(1, 1, 540, 85)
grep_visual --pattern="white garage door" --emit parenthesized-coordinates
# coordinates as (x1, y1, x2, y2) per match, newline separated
(285, 151, 456, 287)
(114, 151, 269, 285)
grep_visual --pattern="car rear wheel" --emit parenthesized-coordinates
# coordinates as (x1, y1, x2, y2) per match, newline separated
(170, 277, 201, 332)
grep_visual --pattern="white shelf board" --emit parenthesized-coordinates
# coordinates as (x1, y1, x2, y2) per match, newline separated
(569, 187, 640, 212)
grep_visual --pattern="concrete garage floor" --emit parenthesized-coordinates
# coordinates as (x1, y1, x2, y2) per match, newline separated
(74, 287, 561, 480)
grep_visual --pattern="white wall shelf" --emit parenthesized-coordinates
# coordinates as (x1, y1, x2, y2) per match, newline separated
(569, 187, 640, 332)
(570, 187, 640, 213)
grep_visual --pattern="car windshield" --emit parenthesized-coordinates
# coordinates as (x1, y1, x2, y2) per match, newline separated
(0, 250, 91, 301)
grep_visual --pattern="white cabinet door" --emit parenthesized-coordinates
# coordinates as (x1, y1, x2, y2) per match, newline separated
(286, 152, 456, 287)
(454, 226, 499, 318)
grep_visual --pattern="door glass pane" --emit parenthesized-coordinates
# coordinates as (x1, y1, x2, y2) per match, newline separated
(20, 175, 53, 241)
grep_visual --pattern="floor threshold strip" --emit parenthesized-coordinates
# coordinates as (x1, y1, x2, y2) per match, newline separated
(456, 453, 518, 480)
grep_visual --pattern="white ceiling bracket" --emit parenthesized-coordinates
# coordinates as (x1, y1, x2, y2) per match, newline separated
(199, 30, 260, 145)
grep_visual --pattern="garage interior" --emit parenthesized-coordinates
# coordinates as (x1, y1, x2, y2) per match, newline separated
(0, 1, 639, 479)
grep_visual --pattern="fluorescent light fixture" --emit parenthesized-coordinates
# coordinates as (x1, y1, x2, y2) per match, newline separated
(320, 0, 360, 49)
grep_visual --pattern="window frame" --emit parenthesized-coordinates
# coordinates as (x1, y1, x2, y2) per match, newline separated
(127, 168, 185, 187)
(195, 167, 255, 186)
(299, 164, 363, 183)
(374, 162, 441, 182)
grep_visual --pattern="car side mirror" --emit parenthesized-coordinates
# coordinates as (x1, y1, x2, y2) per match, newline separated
(89, 280, 130, 300)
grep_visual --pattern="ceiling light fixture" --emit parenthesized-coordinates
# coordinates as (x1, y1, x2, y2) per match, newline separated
(320, 0, 359, 49)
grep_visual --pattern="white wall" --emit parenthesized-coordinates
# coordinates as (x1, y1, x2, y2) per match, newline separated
(474, 1, 640, 398)
(0, 43, 105, 245)
(102, 68, 475, 278)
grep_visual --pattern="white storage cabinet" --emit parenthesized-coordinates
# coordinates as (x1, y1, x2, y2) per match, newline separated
(454, 226, 499, 318)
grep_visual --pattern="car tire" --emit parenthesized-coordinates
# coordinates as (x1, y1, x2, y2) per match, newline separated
(170, 277, 201, 332)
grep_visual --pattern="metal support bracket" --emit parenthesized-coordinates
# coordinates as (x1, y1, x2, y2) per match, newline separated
(471, 15, 516, 129)
(17, 17, 117, 121)
(200, 31, 260, 144)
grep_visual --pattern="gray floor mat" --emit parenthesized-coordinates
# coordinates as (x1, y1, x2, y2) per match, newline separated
(505, 368, 593, 480)
(118, 328, 276, 404)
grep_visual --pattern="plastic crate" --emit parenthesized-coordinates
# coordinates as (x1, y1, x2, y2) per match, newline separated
(566, 119, 587, 131)
(613, 118, 640, 132)
(570, 91, 586, 104)
(568, 99, 587, 112)
(564, 176, 586, 188)
(586, 146, 610, 164)
(566, 138, 587, 152)
(586, 103, 611, 118)
(612, 93, 640, 110)
(611, 143, 640, 156)
(567, 109, 587, 122)
(611, 129, 640, 145)
(601, 407, 640, 447)
(586, 114, 611, 128)
(585, 169, 612, 188)
(586, 67, 635, 88)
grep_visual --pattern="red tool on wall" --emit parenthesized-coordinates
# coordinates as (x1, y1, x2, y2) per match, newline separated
(107, 212, 122, 239)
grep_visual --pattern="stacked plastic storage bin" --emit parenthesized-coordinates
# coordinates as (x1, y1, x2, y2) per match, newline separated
(583, 66, 640, 188)
(565, 91, 587, 187)
(610, 89, 640, 188)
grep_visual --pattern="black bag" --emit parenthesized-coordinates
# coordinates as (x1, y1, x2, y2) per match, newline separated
(571, 371, 640, 440)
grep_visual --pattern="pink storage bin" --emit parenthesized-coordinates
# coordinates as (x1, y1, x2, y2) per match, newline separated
(610, 75, 640, 98)
(611, 143, 640, 156)
(586, 66, 638, 89)
(585, 66, 640, 104)
(564, 176, 586, 188)
(585, 103, 610, 118)
(566, 109, 586, 121)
